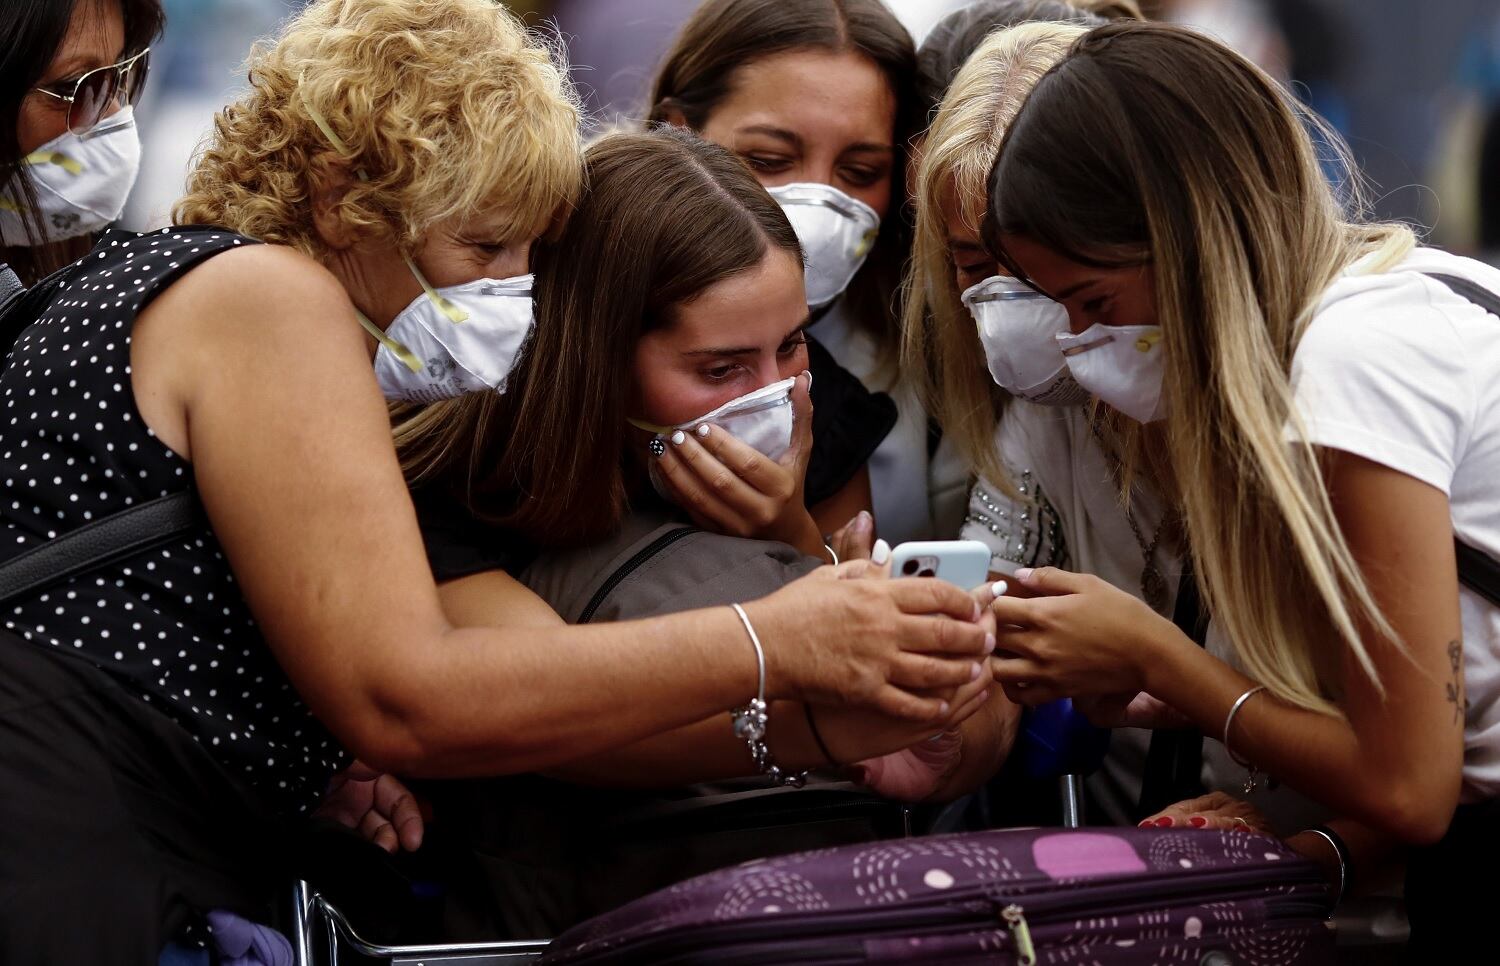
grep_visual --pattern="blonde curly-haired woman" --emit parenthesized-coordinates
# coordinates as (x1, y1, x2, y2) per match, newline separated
(0, 0, 990, 957)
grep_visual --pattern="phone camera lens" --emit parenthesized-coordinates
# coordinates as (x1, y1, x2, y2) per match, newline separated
(919, 568, 936, 578)
(901, 560, 920, 576)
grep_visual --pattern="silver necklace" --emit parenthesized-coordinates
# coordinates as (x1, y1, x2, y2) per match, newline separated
(1089, 415, 1170, 612)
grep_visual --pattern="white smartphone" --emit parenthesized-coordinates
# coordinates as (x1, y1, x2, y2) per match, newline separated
(887, 540, 991, 590)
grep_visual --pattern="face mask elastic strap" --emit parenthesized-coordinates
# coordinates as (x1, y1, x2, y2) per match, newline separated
(354, 308, 423, 374)
(22, 151, 83, 175)
(626, 417, 672, 435)
(401, 254, 468, 324)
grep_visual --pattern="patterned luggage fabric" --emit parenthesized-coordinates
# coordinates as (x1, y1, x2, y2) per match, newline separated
(540, 827, 1334, 965)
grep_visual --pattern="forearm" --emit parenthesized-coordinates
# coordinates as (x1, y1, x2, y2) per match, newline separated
(344, 606, 766, 778)
(544, 702, 830, 788)
(1143, 633, 1445, 840)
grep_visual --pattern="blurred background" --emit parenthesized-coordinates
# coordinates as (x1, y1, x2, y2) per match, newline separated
(125, 0, 1500, 259)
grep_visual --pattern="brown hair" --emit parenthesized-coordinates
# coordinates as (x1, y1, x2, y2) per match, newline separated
(648, 0, 918, 375)
(397, 126, 802, 546)
(1, 0, 165, 283)
(985, 22, 1415, 713)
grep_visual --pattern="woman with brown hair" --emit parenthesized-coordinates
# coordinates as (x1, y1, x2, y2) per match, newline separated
(648, 0, 969, 547)
(1, 0, 163, 285)
(395, 124, 1012, 934)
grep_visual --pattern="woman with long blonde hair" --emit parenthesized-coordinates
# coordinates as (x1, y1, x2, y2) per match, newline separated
(980, 21, 1499, 949)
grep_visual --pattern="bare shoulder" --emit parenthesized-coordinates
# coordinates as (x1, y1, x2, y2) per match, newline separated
(141, 243, 353, 341)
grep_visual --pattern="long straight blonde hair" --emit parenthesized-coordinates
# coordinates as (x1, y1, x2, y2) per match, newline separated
(902, 21, 1091, 493)
(987, 22, 1414, 714)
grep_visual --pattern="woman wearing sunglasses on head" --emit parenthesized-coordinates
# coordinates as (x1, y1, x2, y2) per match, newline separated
(2, 0, 158, 285)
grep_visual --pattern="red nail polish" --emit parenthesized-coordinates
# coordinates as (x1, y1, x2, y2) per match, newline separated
(1188, 816, 1207, 828)
(1154, 816, 1174, 828)
(1137, 820, 1153, 828)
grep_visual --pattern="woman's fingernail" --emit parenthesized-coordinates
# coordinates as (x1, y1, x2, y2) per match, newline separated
(671, 430, 686, 445)
(984, 633, 996, 655)
(1154, 816, 1175, 828)
(695, 423, 711, 438)
(803, 368, 813, 389)
(1138, 820, 1153, 829)
(938, 701, 951, 716)
(1014, 568, 1033, 581)
(970, 661, 983, 681)
(972, 600, 983, 621)
(648, 437, 666, 458)
(991, 580, 1008, 599)
(871, 539, 891, 565)
(858, 510, 873, 527)
(977, 689, 991, 703)
(1189, 816, 1208, 828)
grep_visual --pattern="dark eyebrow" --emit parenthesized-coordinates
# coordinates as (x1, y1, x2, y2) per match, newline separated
(948, 239, 987, 255)
(736, 125, 802, 150)
(682, 317, 810, 358)
(1049, 279, 1099, 302)
(840, 143, 895, 157)
(41, 55, 106, 83)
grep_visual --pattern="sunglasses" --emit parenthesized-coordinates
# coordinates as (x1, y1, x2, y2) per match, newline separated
(31, 48, 151, 136)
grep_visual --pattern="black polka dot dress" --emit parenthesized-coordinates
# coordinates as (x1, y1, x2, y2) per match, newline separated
(0, 225, 348, 816)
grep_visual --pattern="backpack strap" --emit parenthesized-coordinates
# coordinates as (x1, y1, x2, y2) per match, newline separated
(0, 490, 201, 607)
(1421, 272, 1500, 608)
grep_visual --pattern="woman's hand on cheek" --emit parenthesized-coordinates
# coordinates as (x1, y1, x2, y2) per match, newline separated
(653, 371, 825, 555)
(985, 567, 1179, 705)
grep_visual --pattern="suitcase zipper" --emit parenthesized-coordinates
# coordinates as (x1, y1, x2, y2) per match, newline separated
(1000, 904, 1035, 966)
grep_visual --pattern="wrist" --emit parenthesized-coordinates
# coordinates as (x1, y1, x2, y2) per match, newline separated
(1137, 618, 1200, 702)
(769, 510, 826, 560)
(737, 599, 792, 702)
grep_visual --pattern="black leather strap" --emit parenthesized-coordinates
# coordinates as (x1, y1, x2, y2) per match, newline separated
(1137, 560, 1209, 818)
(0, 490, 200, 606)
(1422, 272, 1500, 608)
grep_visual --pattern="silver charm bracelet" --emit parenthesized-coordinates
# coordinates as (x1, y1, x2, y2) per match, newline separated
(730, 603, 807, 788)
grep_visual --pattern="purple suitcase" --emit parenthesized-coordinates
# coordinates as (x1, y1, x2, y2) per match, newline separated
(539, 827, 1334, 965)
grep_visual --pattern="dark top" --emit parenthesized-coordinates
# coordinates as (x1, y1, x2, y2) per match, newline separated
(804, 333, 896, 507)
(0, 225, 347, 815)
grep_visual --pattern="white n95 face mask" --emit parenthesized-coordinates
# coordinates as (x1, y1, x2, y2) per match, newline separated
(962, 275, 1091, 407)
(633, 377, 798, 502)
(1055, 323, 1167, 423)
(0, 106, 141, 246)
(767, 183, 881, 308)
(358, 256, 535, 404)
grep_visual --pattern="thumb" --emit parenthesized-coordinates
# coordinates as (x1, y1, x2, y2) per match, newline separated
(1011, 566, 1092, 597)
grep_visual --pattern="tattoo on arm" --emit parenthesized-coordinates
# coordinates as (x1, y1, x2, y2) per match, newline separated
(1445, 640, 1466, 725)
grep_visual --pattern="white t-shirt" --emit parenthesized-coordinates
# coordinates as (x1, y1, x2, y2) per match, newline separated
(811, 300, 969, 544)
(1292, 246, 1500, 801)
(961, 403, 1328, 832)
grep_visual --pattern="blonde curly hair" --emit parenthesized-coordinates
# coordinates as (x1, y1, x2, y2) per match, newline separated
(175, 0, 581, 257)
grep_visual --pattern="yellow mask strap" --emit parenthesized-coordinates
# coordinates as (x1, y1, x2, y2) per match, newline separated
(1133, 330, 1163, 353)
(626, 417, 672, 435)
(354, 308, 423, 374)
(402, 254, 468, 324)
(299, 77, 370, 183)
(22, 150, 83, 176)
